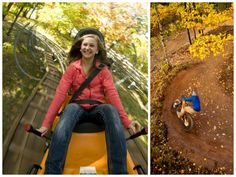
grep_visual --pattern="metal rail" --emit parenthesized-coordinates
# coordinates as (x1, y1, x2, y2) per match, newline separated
(3, 51, 61, 174)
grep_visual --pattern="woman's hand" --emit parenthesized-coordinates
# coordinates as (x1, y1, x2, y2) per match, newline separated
(36, 126, 49, 136)
(128, 120, 141, 134)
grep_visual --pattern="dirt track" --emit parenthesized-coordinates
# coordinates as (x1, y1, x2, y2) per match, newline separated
(162, 42, 233, 173)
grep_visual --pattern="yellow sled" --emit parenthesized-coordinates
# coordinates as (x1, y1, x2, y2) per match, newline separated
(26, 96, 146, 174)
(36, 118, 138, 174)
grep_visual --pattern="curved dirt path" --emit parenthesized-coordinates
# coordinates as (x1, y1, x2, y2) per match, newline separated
(162, 43, 233, 173)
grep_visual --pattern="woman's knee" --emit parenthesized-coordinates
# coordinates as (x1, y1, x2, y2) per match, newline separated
(98, 104, 119, 116)
(64, 103, 82, 113)
(97, 104, 121, 126)
(58, 103, 82, 129)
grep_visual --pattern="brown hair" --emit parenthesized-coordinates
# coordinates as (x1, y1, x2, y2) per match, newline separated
(68, 34, 107, 64)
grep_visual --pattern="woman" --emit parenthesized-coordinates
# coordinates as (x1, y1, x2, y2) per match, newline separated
(37, 32, 141, 174)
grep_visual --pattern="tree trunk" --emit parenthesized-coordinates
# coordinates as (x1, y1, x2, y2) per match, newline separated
(7, 6, 24, 36)
(184, 3, 192, 45)
(22, 8, 30, 18)
(154, 4, 169, 65)
(193, 28, 197, 39)
(3, 2, 14, 20)
(28, 5, 37, 19)
(131, 43, 137, 67)
(187, 28, 192, 45)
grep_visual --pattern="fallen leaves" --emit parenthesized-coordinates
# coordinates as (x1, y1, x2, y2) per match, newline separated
(213, 126, 217, 130)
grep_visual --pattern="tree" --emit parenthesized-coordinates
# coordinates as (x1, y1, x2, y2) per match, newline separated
(28, 3, 45, 19)
(7, 3, 25, 36)
(3, 2, 14, 20)
(6, 3, 43, 36)
(154, 3, 169, 65)
(177, 3, 232, 44)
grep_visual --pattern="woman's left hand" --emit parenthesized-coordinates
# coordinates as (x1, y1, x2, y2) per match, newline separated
(128, 120, 141, 134)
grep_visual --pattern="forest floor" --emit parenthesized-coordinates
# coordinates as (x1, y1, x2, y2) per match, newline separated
(151, 22, 233, 173)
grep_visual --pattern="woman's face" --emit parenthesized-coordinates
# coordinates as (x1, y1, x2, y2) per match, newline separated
(80, 37, 99, 60)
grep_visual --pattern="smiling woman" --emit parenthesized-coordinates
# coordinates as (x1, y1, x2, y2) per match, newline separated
(69, 34, 107, 65)
(37, 29, 141, 174)
(80, 36, 98, 61)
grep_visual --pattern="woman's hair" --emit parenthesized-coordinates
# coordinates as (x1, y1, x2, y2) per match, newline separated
(68, 34, 107, 64)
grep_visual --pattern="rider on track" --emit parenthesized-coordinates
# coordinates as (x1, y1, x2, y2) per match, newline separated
(177, 89, 201, 118)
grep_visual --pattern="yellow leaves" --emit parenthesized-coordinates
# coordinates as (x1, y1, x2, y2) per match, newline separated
(151, 3, 181, 32)
(176, 3, 233, 31)
(189, 34, 233, 60)
(203, 11, 232, 28)
(157, 3, 180, 21)
(226, 34, 233, 41)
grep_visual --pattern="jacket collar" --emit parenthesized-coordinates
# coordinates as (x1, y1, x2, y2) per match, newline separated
(72, 59, 101, 70)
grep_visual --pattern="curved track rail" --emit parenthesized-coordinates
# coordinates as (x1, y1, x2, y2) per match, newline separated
(3, 52, 61, 174)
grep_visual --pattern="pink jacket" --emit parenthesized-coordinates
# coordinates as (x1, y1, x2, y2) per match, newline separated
(42, 60, 132, 129)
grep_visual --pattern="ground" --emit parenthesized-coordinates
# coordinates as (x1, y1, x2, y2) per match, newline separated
(151, 23, 233, 174)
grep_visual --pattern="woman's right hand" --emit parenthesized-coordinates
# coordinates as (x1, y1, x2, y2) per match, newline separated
(128, 120, 141, 134)
(37, 126, 49, 136)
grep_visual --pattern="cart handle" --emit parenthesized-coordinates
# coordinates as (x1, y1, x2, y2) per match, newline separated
(126, 127, 148, 140)
(24, 123, 50, 140)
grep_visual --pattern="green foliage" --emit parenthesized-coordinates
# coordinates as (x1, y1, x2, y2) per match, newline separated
(118, 85, 148, 143)
(3, 42, 14, 53)
(140, 59, 148, 74)
(3, 22, 45, 139)
(3, 3, 8, 15)
(189, 33, 233, 59)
